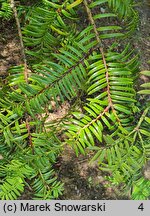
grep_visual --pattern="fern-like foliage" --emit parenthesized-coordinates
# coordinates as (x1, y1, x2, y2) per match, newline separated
(0, 0, 12, 19)
(23, 1, 78, 61)
(0, 78, 64, 199)
(22, 0, 138, 63)
(132, 177, 150, 200)
(65, 45, 138, 154)
(0, 160, 33, 199)
(0, 0, 149, 200)
(0, 114, 64, 199)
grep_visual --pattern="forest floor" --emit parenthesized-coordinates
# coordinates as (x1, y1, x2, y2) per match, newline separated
(0, 0, 150, 200)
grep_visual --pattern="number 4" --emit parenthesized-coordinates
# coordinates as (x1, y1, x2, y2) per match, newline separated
(138, 203, 144, 211)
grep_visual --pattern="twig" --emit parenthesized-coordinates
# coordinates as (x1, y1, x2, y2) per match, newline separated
(83, 0, 102, 46)
(83, 0, 121, 124)
(9, 0, 28, 83)
(10, 0, 34, 153)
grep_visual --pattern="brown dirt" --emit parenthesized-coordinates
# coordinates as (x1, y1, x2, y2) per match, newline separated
(0, 20, 22, 77)
(57, 146, 126, 200)
(134, 0, 150, 71)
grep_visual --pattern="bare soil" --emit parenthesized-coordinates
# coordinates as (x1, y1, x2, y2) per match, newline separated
(0, 20, 22, 77)
(134, 0, 150, 71)
(57, 146, 126, 200)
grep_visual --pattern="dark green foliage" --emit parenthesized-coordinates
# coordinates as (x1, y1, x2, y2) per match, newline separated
(0, 0, 12, 19)
(132, 177, 150, 200)
(0, 0, 150, 200)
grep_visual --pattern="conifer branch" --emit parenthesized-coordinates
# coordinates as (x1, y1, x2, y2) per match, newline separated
(10, 0, 34, 153)
(83, 0, 121, 124)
